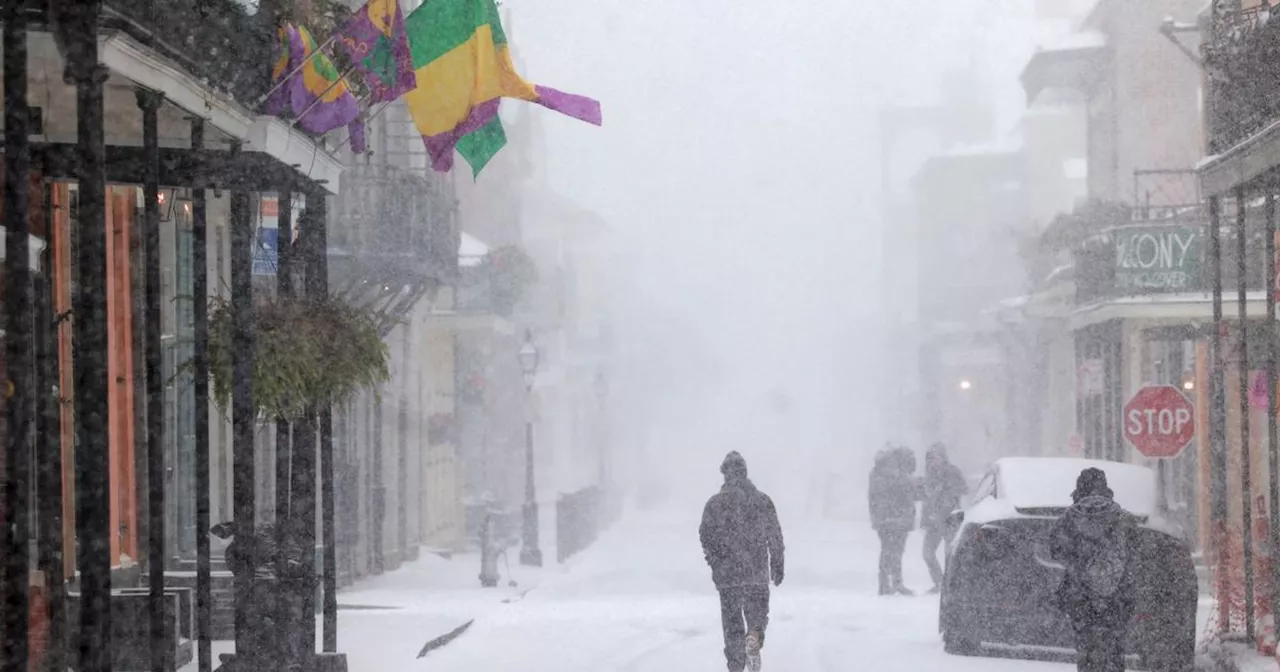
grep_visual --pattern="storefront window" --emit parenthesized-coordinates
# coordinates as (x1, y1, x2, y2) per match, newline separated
(160, 190, 197, 560)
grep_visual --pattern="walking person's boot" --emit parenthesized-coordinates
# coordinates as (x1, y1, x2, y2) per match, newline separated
(745, 630, 762, 672)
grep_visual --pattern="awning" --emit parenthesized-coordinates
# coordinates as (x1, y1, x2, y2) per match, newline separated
(1197, 117, 1280, 196)
(16, 27, 343, 195)
(100, 29, 344, 194)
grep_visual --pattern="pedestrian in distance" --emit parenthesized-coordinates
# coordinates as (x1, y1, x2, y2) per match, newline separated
(869, 444, 919, 596)
(1048, 468, 1138, 672)
(920, 442, 967, 593)
(700, 451, 785, 672)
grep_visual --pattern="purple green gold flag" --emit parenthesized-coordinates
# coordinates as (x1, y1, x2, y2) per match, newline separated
(334, 0, 417, 103)
(456, 115, 507, 177)
(400, 0, 601, 173)
(268, 24, 367, 152)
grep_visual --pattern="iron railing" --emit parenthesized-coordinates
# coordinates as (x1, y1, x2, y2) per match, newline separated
(104, 0, 278, 106)
(331, 164, 458, 274)
(1202, 4, 1280, 153)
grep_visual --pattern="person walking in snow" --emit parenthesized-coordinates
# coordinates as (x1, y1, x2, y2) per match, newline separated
(868, 445, 919, 596)
(700, 451, 785, 672)
(920, 442, 967, 593)
(1048, 468, 1138, 672)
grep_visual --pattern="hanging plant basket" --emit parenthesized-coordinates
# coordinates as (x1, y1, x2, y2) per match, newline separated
(486, 245, 538, 317)
(207, 295, 390, 420)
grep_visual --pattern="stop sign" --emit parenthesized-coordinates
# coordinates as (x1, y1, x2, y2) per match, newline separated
(1123, 385, 1196, 458)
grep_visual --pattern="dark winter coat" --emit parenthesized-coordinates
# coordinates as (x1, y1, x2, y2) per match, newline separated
(868, 449, 918, 532)
(1048, 494, 1139, 618)
(921, 459, 967, 530)
(699, 475, 785, 589)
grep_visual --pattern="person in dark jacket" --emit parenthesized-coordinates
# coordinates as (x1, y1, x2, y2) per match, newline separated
(920, 442, 967, 592)
(1048, 468, 1138, 672)
(700, 451, 785, 672)
(869, 444, 919, 596)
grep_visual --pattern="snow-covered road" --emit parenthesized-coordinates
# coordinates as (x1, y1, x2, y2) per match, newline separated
(405, 509, 1078, 671)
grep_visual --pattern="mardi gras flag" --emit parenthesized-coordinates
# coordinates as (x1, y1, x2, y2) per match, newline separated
(455, 115, 507, 177)
(334, 0, 416, 103)
(269, 24, 367, 153)
(401, 0, 602, 173)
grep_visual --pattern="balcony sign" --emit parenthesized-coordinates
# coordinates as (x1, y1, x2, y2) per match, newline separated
(1113, 225, 1203, 293)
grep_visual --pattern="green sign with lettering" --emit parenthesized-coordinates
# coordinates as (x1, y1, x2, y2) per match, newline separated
(1113, 226, 1204, 293)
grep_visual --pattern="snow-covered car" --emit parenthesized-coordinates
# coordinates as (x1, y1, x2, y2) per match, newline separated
(938, 457, 1197, 671)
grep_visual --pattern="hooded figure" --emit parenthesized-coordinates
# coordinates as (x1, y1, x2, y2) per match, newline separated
(1048, 468, 1138, 672)
(921, 443, 967, 591)
(700, 451, 785, 672)
(869, 444, 919, 595)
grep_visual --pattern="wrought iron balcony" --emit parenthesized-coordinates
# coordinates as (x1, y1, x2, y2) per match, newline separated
(330, 164, 460, 333)
(1202, 4, 1280, 153)
(102, 0, 280, 105)
(453, 246, 536, 319)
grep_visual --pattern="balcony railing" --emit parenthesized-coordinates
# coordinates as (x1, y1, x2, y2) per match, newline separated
(104, 0, 278, 105)
(1202, 5, 1280, 153)
(331, 164, 459, 280)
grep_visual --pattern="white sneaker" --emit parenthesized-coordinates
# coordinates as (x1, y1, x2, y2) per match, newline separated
(745, 632, 762, 672)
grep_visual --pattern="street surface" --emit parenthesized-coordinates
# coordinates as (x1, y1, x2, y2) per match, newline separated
(381, 508, 1083, 671)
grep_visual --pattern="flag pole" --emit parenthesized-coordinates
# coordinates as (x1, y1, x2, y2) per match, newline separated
(329, 99, 395, 155)
(289, 63, 361, 129)
(254, 32, 340, 109)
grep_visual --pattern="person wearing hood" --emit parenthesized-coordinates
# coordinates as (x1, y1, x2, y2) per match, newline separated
(920, 442, 967, 593)
(700, 451, 785, 672)
(869, 444, 919, 596)
(1048, 468, 1139, 672)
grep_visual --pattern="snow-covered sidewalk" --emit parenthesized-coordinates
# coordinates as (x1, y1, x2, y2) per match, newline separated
(177, 541, 571, 672)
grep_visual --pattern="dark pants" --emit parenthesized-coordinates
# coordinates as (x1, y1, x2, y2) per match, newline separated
(718, 585, 770, 672)
(922, 524, 956, 586)
(1069, 601, 1131, 672)
(877, 528, 909, 593)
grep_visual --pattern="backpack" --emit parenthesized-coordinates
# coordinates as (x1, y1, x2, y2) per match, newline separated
(1081, 522, 1129, 599)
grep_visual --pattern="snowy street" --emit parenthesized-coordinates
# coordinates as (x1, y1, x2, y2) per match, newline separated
(347, 509, 1084, 672)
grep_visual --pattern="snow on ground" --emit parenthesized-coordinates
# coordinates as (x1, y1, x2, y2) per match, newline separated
(348, 508, 1079, 671)
(179, 505, 1279, 671)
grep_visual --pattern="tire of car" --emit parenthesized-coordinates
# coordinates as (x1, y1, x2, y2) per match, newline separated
(942, 626, 980, 656)
(1141, 637, 1195, 672)
(940, 597, 980, 655)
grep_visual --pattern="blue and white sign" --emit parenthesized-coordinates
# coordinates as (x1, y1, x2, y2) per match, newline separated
(253, 195, 279, 276)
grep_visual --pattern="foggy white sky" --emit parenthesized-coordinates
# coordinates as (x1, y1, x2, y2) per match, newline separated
(497, 0, 1049, 511)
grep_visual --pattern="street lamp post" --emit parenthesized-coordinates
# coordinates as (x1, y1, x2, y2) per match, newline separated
(518, 331, 543, 567)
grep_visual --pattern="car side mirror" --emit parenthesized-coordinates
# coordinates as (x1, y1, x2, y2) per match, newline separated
(947, 510, 964, 528)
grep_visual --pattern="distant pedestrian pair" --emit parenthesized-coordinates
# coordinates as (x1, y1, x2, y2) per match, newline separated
(868, 442, 967, 595)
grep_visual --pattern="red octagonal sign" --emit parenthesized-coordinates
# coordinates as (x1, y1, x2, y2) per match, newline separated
(1123, 385, 1196, 459)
